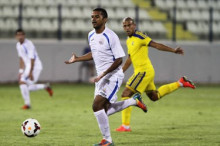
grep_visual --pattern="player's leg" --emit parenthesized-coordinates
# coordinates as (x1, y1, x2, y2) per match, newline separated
(146, 81, 179, 101)
(107, 92, 147, 116)
(116, 72, 148, 132)
(28, 69, 53, 96)
(28, 83, 53, 96)
(93, 75, 144, 145)
(147, 76, 195, 101)
(114, 87, 134, 132)
(28, 84, 46, 91)
(101, 78, 145, 114)
(106, 75, 146, 116)
(93, 77, 117, 145)
(93, 95, 113, 145)
(19, 74, 31, 109)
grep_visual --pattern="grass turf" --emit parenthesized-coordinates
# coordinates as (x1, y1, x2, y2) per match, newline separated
(0, 83, 220, 146)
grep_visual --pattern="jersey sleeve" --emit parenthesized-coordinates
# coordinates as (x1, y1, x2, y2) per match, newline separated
(110, 33, 125, 59)
(136, 31, 152, 46)
(27, 41, 36, 59)
(145, 35, 152, 46)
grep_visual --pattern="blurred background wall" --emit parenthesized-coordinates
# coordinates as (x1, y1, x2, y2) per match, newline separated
(1, 40, 220, 83)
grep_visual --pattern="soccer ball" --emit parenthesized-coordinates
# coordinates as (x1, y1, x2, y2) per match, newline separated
(21, 118, 41, 137)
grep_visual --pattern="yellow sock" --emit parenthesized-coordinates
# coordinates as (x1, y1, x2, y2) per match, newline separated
(121, 97, 132, 126)
(157, 82, 180, 99)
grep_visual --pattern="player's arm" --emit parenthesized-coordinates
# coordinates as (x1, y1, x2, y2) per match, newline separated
(122, 55, 131, 73)
(94, 58, 123, 82)
(19, 57, 25, 72)
(18, 57, 25, 81)
(149, 41, 184, 55)
(65, 52, 93, 64)
(28, 59, 35, 81)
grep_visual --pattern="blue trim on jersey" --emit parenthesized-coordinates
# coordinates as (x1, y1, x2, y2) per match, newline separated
(103, 33, 110, 45)
(103, 33, 116, 61)
(22, 45, 28, 55)
(134, 72, 146, 90)
(112, 56, 116, 61)
(133, 33, 145, 40)
(148, 40, 153, 46)
(88, 32, 95, 42)
(108, 80, 119, 101)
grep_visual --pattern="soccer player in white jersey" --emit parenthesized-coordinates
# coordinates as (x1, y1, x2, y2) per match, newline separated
(15, 29, 53, 109)
(65, 8, 147, 146)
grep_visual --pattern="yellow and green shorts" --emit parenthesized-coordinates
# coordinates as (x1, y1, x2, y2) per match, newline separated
(126, 70, 156, 94)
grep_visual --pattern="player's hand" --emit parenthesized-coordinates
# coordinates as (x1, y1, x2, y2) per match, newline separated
(93, 76, 102, 82)
(93, 73, 106, 83)
(28, 73, 34, 81)
(65, 53, 77, 64)
(174, 47, 184, 55)
(18, 73, 22, 81)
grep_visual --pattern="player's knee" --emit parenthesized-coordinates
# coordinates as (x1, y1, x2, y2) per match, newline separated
(19, 81, 26, 85)
(92, 103, 108, 112)
(121, 92, 128, 97)
(147, 91, 159, 102)
(150, 96, 158, 102)
(93, 95, 110, 112)
(121, 88, 134, 97)
(92, 103, 100, 112)
(92, 100, 105, 112)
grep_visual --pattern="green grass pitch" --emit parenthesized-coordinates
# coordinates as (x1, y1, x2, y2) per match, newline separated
(0, 83, 220, 146)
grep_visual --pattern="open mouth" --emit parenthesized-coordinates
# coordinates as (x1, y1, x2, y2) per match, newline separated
(92, 22, 97, 24)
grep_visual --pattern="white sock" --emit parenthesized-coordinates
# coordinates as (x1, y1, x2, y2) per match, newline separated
(19, 84, 30, 106)
(178, 81, 183, 87)
(28, 84, 46, 91)
(107, 98, 136, 116)
(94, 109, 112, 143)
(122, 124, 130, 129)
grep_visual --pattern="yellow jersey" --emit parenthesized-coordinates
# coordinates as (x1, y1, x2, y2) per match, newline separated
(126, 31, 154, 73)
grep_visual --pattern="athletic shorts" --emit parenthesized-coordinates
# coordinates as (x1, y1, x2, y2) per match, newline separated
(126, 70, 156, 94)
(20, 68, 42, 85)
(94, 71, 124, 103)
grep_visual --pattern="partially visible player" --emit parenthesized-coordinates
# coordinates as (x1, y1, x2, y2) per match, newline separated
(115, 17, 196, 132)
(65, 8, 147, 146)
(15, 29, 53, 109)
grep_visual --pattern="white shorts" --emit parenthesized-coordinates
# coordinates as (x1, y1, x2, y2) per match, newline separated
(94, 71, 124, 103)
(20, 68, 42, 85)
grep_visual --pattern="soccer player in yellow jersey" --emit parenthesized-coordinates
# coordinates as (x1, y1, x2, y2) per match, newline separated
(116, 17, 196, 132)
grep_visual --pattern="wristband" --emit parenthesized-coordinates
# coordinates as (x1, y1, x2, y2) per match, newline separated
(19, 69, 24, 73)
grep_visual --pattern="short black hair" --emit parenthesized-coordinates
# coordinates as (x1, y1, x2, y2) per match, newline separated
(15, 28, 25, 35)
(123, 17, 135, 24)
(93, 8, 108, 18)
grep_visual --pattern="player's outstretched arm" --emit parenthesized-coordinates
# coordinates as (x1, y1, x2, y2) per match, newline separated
(149, 41, 184, 55)
(122, 56, 131, 73)
(65, 52, 93, 64)
(93, 58, 123, 82)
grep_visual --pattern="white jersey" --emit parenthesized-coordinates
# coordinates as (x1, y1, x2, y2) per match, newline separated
(16, 39, 42, 71)
(88, 27, 125, 76)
